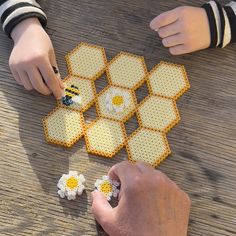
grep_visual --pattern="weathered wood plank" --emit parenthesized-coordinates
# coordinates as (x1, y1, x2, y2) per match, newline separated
(0, 0, 236, 235)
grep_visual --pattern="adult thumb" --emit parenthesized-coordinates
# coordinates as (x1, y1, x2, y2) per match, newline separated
(91, 190, 114, 232)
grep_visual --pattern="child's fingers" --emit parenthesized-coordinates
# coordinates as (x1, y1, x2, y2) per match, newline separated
(157, 22, 180, 38)
(49, 50, 65, 90)
(11, 69, 22, 85)
(39, 59, 63, 100)
(27, 68, 51, 95)
(150, 9, 179, 31)
(169, 44, 189, 55)
(162, 34, 184, 48)
(18, 71, 33, 90)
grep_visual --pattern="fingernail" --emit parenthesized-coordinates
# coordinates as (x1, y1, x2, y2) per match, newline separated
(154, 28, 159, 32)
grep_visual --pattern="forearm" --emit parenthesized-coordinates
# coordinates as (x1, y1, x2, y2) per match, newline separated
(0, 0, 47, 38)
(202, 0, 236, 48)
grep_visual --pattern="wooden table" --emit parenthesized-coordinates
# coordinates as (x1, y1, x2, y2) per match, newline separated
(0, 0, 236, 235)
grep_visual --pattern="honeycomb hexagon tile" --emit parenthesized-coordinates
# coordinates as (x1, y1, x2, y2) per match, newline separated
(147, 61, 190, 100)
(85, 118, 126, 158)
(66, 42, 107, 80)
(96, 85, 137, 122)
(59, 75, 96, 112)
(137, 95, 180, 133)
(107, 52, 148, 90)
(126, 127, 171, 167)
(43, 107, 84, 148)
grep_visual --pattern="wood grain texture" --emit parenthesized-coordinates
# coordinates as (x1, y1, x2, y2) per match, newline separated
(0, 0, 236, 235)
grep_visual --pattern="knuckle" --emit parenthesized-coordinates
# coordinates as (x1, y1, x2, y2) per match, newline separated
(128, 175, 143, 193)
(33, 52, 47, 62)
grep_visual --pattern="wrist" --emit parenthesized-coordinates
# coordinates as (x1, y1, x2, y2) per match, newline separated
(11, 18, 43, 43)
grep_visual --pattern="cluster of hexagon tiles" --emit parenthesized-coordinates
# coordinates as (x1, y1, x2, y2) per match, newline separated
(42, 42, 190, 167)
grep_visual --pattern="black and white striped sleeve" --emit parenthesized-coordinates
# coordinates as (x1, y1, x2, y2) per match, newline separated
(0, 0, 47, 38)
(202, 0, 236, 48)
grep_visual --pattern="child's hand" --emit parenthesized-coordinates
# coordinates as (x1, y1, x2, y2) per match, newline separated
(9, 18, 64, 99)
(150, 6, 211, 55)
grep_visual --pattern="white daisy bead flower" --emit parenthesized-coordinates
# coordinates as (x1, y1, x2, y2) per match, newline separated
(57, 171, 85, 200)
(94, 175, 120, 201)
(105, 88, 130, 113)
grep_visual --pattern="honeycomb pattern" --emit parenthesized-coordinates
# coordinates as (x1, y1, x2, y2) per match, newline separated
(43, 42, 190, 167)
(43, 107, 84, 148)
(107, 52, 147, 90)
(96, 85, 137, 122)
(58, 75, 96, 112)
(147, 61, 190, 100)
(127, 128, 171, 167)
(137, 95, 180, 132)
(84, 118, 126, 158)
(66, 42, 107, 80)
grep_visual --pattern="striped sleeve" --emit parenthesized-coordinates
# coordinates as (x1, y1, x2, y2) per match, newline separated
(0, 0, 47, 38)
(202, 0, 236, 48)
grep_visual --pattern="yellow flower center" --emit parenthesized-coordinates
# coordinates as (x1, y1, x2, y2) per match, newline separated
(112, 96, 124, 106)
(100, 181, 112, 194)
(66, 177, 78, 190)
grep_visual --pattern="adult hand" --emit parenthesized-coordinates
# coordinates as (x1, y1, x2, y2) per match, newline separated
(9, 18, 64, 99)
(150, 6, 211, 55)
(91, 161, 191, 236)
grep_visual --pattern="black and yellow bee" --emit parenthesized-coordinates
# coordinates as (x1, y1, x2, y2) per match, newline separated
(62, 85, 81, 106)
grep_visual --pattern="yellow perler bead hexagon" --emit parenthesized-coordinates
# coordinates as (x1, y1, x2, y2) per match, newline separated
(147, 61, 190, 100)
(59, 75, 96, 112)
(126, 127, 171, 167)
(43, 107, 84, 148)
(66, 42, 107, 80)
(84, 118, 126, 158)
(96, 85, 137, 122)
(137, 95, 180, 133)
(107, 52, 148, 90)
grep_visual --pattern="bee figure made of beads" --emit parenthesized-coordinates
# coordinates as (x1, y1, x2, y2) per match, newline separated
(62, 85, 82, 106)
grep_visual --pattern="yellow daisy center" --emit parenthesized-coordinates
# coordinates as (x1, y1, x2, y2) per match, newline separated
(66, 177, 78, 190)
(100, 181, 112, 194)
(112, 96, 124, 106)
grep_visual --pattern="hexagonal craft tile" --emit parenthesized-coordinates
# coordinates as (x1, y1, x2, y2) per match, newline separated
(137, 95, 180, 132)
(126, 128, 171, 167)
(66, 42, 107, 80)
(43, 42, 190, 167)
(107, 52, 147, 90)
(59, 75, 96, 112)
(147, 61, 190, 100)
(43, 107, 84, 148)
(96, 85, 137, 122)
(85, 118, 126, 158)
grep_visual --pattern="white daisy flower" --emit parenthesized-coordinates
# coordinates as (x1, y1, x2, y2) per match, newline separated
(94, 175, 120, 201)
(57, 171, 85, 200)
(105, 88, 130, 113)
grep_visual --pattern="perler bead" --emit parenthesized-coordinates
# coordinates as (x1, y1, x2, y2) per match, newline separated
(84, 118, 126, 158)
(96, 85, 137, 122)
(137, 95, 180, 133)
(65, 42, 107, 80)
(43, 107, 84, 148)
(58, 75, 96, 112)
(43, 42, 190, 167)
(106, 52, 148, 90)
(57, 171, 86, 200)
(94, 175, 120, 201)
(126, 127, 171, 167)
(147, 61, 190, 100)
